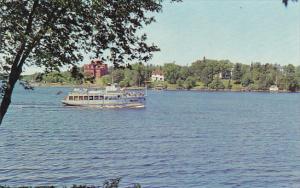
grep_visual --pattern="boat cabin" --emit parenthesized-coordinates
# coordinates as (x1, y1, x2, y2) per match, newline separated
(67, 94, 121, 101)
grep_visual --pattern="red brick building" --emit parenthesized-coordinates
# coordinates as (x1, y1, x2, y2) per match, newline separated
(83, 59, 108, 78)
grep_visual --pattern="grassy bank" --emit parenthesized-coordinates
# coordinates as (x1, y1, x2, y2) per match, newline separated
(29, 81, 297, 93)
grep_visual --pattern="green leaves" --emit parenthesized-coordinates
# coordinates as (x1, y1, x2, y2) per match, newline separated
(232, 63, 243, 84)
(208, 78, 225, 90)
(283, 0, 298, 6)
(163, 63, 181, 84)
(0, 0, 170, 75)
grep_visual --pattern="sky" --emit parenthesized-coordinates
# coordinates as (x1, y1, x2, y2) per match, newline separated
(145, 0, 300, 66)
(23, 0, 300, 74)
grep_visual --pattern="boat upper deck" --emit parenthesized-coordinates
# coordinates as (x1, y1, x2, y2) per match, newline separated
(65, 83, 146, 102)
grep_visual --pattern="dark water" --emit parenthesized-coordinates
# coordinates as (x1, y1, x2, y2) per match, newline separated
(1, 86, 300, 187)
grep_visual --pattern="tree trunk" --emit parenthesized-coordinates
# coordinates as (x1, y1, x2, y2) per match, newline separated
(0, 0, 39, 125)
(0, 67, 21, 124)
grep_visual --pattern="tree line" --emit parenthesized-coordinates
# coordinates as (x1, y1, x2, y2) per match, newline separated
(25, 58, 300, 92)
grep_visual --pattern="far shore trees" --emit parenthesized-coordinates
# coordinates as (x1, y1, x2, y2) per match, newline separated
(232, 63, 243, 84)
(26, 60, 300, 93)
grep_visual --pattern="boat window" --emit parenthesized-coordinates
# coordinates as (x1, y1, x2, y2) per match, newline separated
(74, 96, 79, 101)
(94, 96, 99, 100)
(84, 96, 88, 100)
(69, 96, 73, 100)
(89, 96, 93, 100)
(99, 96, 104, 100)
(79, 96, 83, 100)
(105, 96, 108, 100)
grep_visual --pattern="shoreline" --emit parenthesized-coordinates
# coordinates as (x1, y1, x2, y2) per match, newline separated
(165, 88, 297, 93)
(30, 83, 299, 93)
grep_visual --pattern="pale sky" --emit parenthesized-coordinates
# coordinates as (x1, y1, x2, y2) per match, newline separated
(24, 0, 300, 74)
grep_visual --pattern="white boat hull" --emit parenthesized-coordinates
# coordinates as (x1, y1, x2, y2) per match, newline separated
(61, 97, 146, 108)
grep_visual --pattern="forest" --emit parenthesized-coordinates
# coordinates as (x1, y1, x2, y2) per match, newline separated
(24, 58, 300, 92)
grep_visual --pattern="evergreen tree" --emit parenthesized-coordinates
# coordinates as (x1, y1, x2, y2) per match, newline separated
(232, 63, 243, 84)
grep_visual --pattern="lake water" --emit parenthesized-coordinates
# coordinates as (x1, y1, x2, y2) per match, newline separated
(1, 86, 300, 187)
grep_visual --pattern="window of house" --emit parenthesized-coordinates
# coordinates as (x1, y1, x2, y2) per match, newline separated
(69, 96, 74, 100)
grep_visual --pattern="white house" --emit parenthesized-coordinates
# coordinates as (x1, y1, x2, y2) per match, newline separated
(269, 85, 279, 92)
(151, 70, 164, 81)
(218, 68, 233, 79)
(218, 71, 231, 79)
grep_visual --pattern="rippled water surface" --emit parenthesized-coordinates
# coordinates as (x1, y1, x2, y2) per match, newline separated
(1, 87, 300, 187)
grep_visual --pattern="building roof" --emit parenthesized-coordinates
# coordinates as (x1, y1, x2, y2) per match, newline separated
(152, 69, 164, 76)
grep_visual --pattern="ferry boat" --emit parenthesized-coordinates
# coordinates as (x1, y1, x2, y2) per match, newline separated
(61, 83, 146, 108)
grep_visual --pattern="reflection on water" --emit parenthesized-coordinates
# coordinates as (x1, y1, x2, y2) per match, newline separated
(1, 87, 300, 187)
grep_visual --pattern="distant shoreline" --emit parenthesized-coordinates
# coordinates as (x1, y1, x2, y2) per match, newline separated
(164, 88, 297, 93)
(29, 82, 299, 93)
